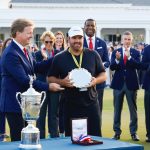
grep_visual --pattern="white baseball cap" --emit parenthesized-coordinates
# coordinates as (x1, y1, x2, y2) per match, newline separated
(68, 26, 83, 37)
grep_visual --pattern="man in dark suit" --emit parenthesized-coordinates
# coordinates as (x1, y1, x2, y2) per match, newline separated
(110, 31, 140, 141)
(83, 18, 109, 136)
(141, 45, 150, 142)
(0, 18, 63, 141)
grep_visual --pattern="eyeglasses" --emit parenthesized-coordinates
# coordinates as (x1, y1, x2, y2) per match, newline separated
(45, 41, 53, 44)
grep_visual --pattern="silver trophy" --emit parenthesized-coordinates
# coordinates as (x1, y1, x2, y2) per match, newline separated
(16, 75, 46, 150)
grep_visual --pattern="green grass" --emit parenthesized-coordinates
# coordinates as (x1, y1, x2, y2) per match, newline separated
(102, 88, 149, 150)
(5, 89, 150, 149)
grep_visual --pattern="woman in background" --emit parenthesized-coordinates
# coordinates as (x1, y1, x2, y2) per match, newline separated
(54, 31, 66, 54)
(0, 37, 12, 141)
(35, 31, 56, 138)
(53, 31, 66, 137)
(2, 38, 12, 51)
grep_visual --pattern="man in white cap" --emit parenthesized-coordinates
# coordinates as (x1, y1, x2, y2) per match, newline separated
(48, 26, 106, 136)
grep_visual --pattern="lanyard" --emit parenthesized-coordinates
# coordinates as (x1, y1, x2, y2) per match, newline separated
(68, 48, 83, 68)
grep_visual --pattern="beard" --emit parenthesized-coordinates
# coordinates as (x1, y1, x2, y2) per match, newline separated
(72, 42, 82, 49)
(73, 48, 80, 52)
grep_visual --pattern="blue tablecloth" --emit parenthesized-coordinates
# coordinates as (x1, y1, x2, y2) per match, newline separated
(0, 136, 144, 150)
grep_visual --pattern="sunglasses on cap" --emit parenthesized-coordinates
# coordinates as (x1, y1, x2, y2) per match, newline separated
(45, 41, 53, 44)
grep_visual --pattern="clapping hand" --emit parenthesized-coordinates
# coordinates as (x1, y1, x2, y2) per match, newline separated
(124, 46, 130, 58)
(124, 51, 130, 58)
(41, 48, 48, 60)
(116, 51, 121, 60)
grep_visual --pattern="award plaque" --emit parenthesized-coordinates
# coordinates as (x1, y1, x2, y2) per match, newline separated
(71, 118, 103, 146)
(69, 68, 92, 91)
(71, 118, 88, 142)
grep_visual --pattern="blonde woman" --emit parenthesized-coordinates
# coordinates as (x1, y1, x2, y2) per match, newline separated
(35, 31, 55, 138)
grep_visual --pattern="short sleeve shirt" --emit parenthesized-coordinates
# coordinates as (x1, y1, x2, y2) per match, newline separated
(48, 48, 105, 106)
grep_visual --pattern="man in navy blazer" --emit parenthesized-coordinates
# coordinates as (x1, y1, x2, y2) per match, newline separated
(0, 18, 64, 141)
(83, 18, 109, 136)
(141, 45, 150, 142)
(110, 31, 140, 141)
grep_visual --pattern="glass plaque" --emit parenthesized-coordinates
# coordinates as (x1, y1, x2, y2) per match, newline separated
(69, 68, 92, 90)
(71, 118, 88, 142)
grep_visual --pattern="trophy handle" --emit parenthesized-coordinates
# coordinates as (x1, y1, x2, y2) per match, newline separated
(16, 92, 22, 109)
(40, 91, 46, 107)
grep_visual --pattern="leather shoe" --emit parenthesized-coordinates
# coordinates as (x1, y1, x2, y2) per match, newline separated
(131, 134, 139, 141)
(146, 137, 150, 142)
(112, 134, 120, 140)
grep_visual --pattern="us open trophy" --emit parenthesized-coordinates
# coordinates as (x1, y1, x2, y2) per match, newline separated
(16, 75, 46, 150)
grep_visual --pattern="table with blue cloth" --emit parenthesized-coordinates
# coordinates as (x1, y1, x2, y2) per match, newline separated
(0, 136, 144, 150)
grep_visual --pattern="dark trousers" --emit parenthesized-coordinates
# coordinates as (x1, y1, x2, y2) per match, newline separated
(48, 92, 60, 138)
(64, 100, 101, 137)
(144, 90, 150, 138)
(97, 88, 104, 136)
(36, 91, 50, 139)
(97, 89, 104, 112)
(113, 83, 138, 135)
(0, 112, 6, 134)
(59, 94, 65, 134)
(5, 112, 25, 141)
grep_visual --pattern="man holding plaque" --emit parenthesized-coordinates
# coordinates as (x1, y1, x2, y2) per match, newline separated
(48, 26, 106, 136)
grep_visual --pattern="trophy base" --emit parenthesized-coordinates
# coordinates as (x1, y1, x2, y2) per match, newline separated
(19, 144, 41, 150)
(20, 123, 41, 150)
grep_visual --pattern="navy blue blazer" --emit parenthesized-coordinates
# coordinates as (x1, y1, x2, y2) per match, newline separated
(110, 47, 140, 90)
(84, 36, 109, 89)
(35, 50, 48, 82)
(141, 45, 150, 90)
(0, 41, 52, 113)
(35, 49, 59, 82)
(0, 56, 1, 95)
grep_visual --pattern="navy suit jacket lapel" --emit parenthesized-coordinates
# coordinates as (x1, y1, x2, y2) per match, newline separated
(84, 37, 88, 48)
(119, 48, 124, 65)
(12, 41, 34, 73)
(95, 37, 99, 50)
(130, 48, 134, 57)
(27, 50, 34, 68)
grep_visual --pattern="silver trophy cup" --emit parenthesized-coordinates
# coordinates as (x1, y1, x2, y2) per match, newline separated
(16, 76, 46, 150)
